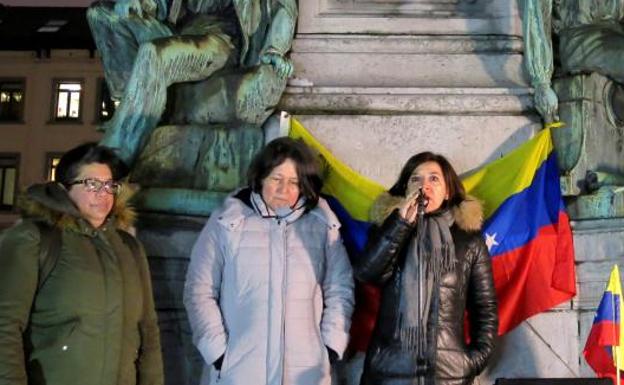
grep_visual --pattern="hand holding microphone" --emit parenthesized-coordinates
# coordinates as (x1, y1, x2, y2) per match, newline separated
(399, 184, 429, 224)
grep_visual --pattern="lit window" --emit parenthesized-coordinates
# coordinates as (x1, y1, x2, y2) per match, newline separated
(0, 155, 19, 211)
(54, 81, 82, 120)
(0, 80, 25, 122)
(97, 78, 119, 122)
(37, 19, 67, 33)
(46, 154, 62, 181)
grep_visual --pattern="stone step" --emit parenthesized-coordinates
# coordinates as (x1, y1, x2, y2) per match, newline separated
(290, 34, 526, 88)
(281, 86, 532, 115)
(299, 1, 522, 35)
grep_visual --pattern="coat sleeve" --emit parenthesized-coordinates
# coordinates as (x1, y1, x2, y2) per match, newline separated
(135, 241, 165, 385)
(466, 236, 499, 375)
(353, 210, 414, 285)
(0, 222, 40, 385)
(183, 217, 227, 366)
(320, 225, 354, 360)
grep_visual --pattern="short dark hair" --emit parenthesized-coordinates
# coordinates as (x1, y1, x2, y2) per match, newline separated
(247, 137, 322, 210)
(56, 142, 129, 186)
(388, 151, 465, 208)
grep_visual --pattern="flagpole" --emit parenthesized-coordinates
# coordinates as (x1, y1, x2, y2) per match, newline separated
(615, 265, 622, 385)
(616, 347, 621, 385)
(616, 328, 621, 385)
(617, 312, 622, 385)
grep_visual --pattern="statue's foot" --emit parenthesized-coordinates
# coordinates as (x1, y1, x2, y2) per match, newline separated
(567, 185, 624, 219)
(586, 170, 624, 192)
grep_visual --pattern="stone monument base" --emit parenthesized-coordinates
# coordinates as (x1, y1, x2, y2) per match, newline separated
(136, 212, 209, 385)
(129, 123, 263, 215)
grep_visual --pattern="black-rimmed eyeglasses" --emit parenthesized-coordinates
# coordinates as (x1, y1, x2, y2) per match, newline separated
(68, 178, 121, 195)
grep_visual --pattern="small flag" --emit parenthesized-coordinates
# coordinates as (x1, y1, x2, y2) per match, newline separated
(584, 265, 624, 385)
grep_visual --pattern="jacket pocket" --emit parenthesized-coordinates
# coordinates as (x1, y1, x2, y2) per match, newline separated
(435, 348, 473, 379)
(28, 317, 81, 354)
(26, 317, 91, 384)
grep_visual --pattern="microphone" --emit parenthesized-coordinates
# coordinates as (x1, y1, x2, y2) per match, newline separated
(416, 186, 428, 215)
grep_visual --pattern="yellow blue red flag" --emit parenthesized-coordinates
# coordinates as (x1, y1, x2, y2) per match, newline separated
(584, 265, 624, 384)
(462, 126, 576, 332)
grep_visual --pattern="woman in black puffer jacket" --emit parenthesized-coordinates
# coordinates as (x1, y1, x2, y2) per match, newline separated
(355, 152, 498, 385)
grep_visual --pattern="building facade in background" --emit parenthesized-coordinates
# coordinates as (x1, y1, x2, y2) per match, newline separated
(0, 5, 115, 228)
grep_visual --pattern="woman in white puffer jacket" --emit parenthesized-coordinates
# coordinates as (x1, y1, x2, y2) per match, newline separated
(184, 137, 355, 385)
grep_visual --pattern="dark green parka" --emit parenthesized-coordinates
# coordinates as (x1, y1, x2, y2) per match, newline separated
(0, 182, 163, 385)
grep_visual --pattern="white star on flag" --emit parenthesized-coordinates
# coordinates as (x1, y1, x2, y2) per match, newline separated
(485, 232, 499, 252)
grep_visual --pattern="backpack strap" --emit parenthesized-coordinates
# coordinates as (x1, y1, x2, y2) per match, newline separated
(33, 221, 62, 291)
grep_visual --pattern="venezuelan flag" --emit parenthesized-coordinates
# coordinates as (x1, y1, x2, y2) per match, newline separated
(583, 265, 624, 384)
(462, 125, 577, 333)
(289, 118, 577, 348)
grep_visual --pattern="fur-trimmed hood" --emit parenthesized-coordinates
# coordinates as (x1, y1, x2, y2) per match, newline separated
(18, 181, 137, 231)
(369, 192, 483, 232)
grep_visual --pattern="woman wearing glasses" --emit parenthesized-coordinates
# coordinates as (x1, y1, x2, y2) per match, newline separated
(0, 143, 163, 385)
(354, 152, 498, 385)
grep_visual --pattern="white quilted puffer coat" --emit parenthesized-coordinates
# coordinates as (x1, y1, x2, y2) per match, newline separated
(184, 189, 354, 385)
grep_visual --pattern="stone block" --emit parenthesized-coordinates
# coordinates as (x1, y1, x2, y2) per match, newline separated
(298, 0, 522, 35)
(158, 310, 204, 385)
(290, 35, 526, 88)
(137, 212, 207, 385)
(293, 113, 539, 187)
(478, 311, 580, 383)
(578, 311, 599, 378)
(572, 219, 624, 262)
(573, 260, 624, 310)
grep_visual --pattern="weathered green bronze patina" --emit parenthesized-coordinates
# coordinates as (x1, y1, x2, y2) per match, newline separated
(523, 0, 624, 218)
(88, 0, 297, 215)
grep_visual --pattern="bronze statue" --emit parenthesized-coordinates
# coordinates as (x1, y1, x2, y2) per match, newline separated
(523, 0, 624, 218)
(524, 0, 624, 123)
(88, 0, 297, 166)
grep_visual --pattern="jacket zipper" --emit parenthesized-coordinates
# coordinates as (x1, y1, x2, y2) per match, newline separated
(279, 220, 287, 385)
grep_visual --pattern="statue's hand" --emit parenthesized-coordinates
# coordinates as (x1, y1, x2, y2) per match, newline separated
(140, 0, 158, 17)
(261, 53, 294, 79)
(115, 0, 156, 18)
(534, 83, 559, 123)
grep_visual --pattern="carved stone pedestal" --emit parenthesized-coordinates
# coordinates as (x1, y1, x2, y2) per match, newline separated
(136, 213, 208, 385)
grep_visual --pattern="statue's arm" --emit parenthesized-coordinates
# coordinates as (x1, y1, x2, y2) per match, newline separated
(523, 0, 559, 123)
(260, 0, 298, 78)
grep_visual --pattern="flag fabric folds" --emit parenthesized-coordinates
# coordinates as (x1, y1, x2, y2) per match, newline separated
(462, 127, 576, 333)
(584, 265, 624, 384)
(289, 118, 576, 347)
